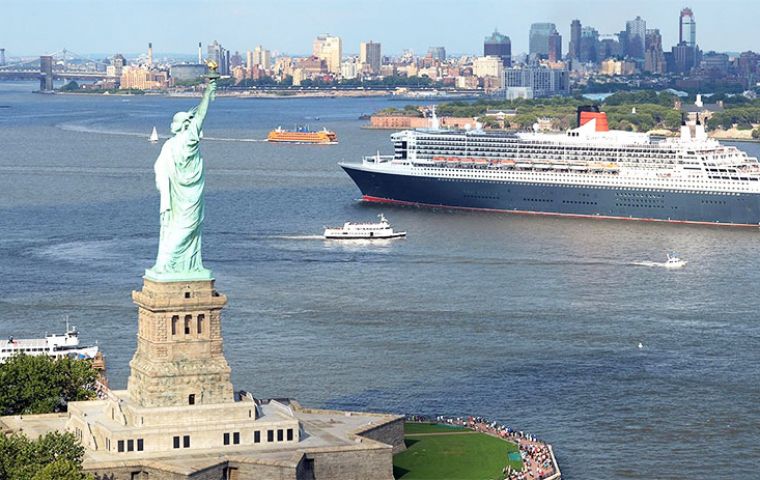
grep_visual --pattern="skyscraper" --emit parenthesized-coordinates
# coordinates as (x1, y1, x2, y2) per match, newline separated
(625, 16, 646, 59)
(679, 8, 696, 51)
(253, 45, 271, 70)
(147, 43, 153, 67)
(644, 29, 666, 74)
(207, 40, 228, 75)
(579, 26, 599, 63)
(484, 30, 512, 67)
(548, 31, 562, 62)
(360, 41, 382, 73)
(427, 46, 446, 61)
(529, 23, 558, 57)
(246, 50, 254, 70)
(313, 34, 342, 75)
(569, 20, 582, 60)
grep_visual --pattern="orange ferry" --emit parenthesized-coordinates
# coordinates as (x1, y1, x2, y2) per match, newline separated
(267, 126, 338, 144)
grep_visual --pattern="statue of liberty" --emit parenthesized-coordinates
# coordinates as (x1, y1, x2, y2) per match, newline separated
(145, 63, 218, 281)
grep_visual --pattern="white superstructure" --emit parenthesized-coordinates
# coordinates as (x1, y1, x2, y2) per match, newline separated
(0, 324, 98, 363)
(372, 117, 760, 195)
(324, 213, 406, 239)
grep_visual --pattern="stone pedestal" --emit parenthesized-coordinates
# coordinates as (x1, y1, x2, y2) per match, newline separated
(127, 278, 234, 408)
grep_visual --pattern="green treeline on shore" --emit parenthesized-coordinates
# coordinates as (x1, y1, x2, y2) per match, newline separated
(0, 355, 100, 479)
(0, 354, 97, 415)
(380, 91, 760, 134)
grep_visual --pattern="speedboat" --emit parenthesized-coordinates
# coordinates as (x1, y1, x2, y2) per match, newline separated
(664, 253, 687, 269)
(323, 213, 406, 240)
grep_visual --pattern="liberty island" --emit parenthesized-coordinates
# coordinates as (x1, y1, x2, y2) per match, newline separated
(0, 75, 406, 479)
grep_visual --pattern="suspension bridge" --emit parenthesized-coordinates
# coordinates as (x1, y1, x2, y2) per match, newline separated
(0, 49, 117, 90)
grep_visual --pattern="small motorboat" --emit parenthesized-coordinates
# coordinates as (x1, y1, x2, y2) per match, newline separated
(323, 213, 406, 240)
(664, 253, 687, 269)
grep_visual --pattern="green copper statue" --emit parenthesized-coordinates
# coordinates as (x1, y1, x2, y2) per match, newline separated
(145, 62, 219, 282)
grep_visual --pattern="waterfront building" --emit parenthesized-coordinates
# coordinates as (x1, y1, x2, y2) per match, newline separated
(484, 30, 511, 67)
(313, 34, 342, 75)
(207, 40, 229, 75)
(505, 63, 569, 98)
(379, 64, 396, 77)
(106, 53, 126, 78)
(231, 65, 246, 83)
(230, 51, 243, 69)
(600, 58, 636, 76)
(427, 46, 446, 61)
(455, 75, 479, 89)
(529, 23, 557, 57)
(625, 16, 646, 59)
(120, 66, 167, 90)
(569, 20, 582, 60)
(679, 7, 697, 52)
(473, 56, 504, 91)
(296, 56, 327, 76)
(253, 45, 271, 70)
(360, 41, 382, 74)
(340, 59, 359, 79)
(169, 63, 207, 82)
(246, 50, 254, 70)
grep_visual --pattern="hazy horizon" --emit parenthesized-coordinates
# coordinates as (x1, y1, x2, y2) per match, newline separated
(3, 0, 758, 58)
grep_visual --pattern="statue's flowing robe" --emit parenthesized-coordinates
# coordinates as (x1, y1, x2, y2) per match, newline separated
(150, 84, 214, 275)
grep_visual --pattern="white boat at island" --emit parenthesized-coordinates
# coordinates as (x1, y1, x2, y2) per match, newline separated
(323, 213, 406, 240)
(149, 126, 159, 143)
(0, 322, 98, 363)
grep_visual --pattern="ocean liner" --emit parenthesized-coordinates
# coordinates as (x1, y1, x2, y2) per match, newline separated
(341, 107, 760, 226)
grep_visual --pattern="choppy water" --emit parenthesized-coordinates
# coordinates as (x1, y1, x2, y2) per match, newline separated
(1, 81, 759, 479)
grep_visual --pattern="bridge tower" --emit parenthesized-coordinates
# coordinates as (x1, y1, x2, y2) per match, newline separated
(39, 55, 54, 91)
(0, 49, 5, 66)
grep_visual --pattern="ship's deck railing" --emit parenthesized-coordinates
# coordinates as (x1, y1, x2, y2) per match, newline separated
(363, 155, 395, 163)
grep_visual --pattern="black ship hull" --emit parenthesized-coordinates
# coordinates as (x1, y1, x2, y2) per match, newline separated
(341, 165, 760, 227)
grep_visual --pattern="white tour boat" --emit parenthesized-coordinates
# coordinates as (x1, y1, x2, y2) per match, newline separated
(324, 213, 406, 240)
(664, 253, 687, 269)
(0, 322, 99, 363)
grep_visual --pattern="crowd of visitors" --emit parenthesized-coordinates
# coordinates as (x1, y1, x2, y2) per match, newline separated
(406, 415, 558, 480)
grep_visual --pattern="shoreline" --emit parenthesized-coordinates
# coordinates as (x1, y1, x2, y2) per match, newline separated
(405, 416, 561, 480)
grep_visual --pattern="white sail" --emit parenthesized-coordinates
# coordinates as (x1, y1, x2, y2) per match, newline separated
(149, 126, 159, 143)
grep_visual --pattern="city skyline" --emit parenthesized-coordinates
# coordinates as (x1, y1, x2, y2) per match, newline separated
(2, 0, 758, 58)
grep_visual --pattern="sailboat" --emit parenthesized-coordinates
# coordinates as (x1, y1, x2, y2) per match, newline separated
(149, 126, 159, 143)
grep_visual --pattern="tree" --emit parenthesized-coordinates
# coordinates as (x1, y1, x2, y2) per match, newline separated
(752, 128, 760, 139)
(0, 432, 92, 480)
(0, 355, 97, 415)
(59, 81, 79, 92)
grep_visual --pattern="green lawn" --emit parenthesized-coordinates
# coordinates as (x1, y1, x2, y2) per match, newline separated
(394, 423, 523, 480)
(404, 422, 467, 434)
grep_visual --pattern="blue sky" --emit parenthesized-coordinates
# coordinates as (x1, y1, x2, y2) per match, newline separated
(2, 0, 757, 57)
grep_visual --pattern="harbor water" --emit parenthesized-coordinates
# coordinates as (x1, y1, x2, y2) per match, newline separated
(0, 82, 758, 479)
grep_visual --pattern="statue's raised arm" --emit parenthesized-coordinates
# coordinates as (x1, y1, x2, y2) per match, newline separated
(187, 78, 216, 139)
(146, 64, 220, 283)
